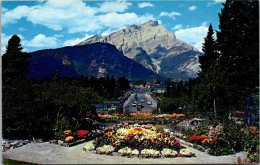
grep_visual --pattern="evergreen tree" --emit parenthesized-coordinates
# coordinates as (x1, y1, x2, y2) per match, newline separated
(194, 24, 219, 119)
(118, 76, 130, 91)
(2, 35, 31, 84)
(2, 35, 33, 138)
(216, 0, 259, 118)
(199, 23, 218, 79)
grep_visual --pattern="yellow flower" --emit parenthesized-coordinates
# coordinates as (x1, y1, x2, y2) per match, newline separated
(64, 136, 74, 143)
(64, 130, 72, 136)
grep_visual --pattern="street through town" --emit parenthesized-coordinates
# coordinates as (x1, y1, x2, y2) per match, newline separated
(123, 86, 157, 112)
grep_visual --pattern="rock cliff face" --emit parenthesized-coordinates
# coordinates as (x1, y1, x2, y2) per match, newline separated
(78, 20, 202, 80)
(27, 43, 162, 80)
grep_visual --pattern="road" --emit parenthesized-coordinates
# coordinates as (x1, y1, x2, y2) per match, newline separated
(123, 86, 157, 112)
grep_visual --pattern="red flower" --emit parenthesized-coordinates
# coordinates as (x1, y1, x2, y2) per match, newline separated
(74, 130, 89, 139)
(238, 158, 241, 164)
(189, 135, 202, 142)
(134, 128, 143, 131)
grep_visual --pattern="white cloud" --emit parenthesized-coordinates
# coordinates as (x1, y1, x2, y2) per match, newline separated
(2, 5, 31, 26)
(101, 29, 120, 36)
(99, 12, 154, 29)
(2, 0, 154, 34)
(54, 34, 64, 38)
(175, 26, 208, 52)
(159, 11, 181, 20)
(18, 27, 26, 31)
(138, 2, 154, 8)
(172, 24, 183, 30)
(99, 1, 132, 13)
(201, 21, 207, 26)
(2, 7, 8, 12)
(207, 0, 225, 7)
(188, 6, 197, 11)
(63, 34, 94, 46)
(24, 34, 58, 48)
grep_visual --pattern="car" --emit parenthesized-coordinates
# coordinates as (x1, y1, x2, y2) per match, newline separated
(132, 103, 137, 107)
(147, 101, 152, 105)
(140, 99, 144, 102)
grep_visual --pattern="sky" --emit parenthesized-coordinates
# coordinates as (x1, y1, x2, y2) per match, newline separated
(1, 0, 225, 54)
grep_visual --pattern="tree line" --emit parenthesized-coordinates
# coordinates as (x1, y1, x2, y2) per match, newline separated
(2, 35, 130, 139)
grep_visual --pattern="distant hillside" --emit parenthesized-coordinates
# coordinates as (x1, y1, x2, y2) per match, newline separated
(27, 43, 162, 81)
(78, 20, 202, 80)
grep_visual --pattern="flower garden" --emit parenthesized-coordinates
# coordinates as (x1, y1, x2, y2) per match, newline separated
(83, 123, 195, 158)
(52, 112, 259, 163)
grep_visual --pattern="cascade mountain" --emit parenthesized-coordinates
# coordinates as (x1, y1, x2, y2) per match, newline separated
(78, 20, 202, 80)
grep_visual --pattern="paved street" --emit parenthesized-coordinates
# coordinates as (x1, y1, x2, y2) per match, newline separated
(123, 87, 157, 112)
(2, 141, 247, 164)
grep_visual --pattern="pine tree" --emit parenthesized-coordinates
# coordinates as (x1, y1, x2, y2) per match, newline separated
(217, 0, 259, 116)
(199, 23, 218, 79)
(197, 23, 219, 119)
(2, 35, 31, 84)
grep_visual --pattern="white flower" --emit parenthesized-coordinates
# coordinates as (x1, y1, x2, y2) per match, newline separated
(164, 129, 170, 133)
(180, 149, 195, 157)
(118, 147, 132, 155)
(141, 149, 161, 157)
(83, 143, 95, 151)
(96, 145, 114, 154)
(131, 149, 139, 156)
(161, 148, 178, 157)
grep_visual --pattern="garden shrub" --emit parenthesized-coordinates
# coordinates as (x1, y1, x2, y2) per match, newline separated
(123, 110, 131, 117)
(108, 109, 115, 115)
(115, 107, 123, 114)
(54, 117, 71, 140)
(208, 142, 233, 156)
(151, 109, 158, 115)
(152, 125, 164, 132)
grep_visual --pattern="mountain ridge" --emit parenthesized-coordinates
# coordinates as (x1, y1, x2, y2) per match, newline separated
(27, 43, 163, 81)
(77, 20, 202, 80)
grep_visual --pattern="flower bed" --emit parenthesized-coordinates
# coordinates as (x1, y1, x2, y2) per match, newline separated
(83, 122, 195, 158)
(98, 113, 186, 121)
(50, 129, 94, 147)
(171, 120, 259, 164)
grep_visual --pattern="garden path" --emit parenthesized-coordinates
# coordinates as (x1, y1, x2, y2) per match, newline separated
(2, 140, 248, 164)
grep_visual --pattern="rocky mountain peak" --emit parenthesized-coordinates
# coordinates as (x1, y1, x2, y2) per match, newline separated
(140, 20, 159, 27)
(77, 20, 202, 80)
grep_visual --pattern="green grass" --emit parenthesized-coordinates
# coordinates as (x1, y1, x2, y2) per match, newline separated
(2, 159, 38, 165)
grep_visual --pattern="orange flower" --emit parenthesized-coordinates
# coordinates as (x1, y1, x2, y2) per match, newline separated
(202, 138, 209, 144)
(128, 128, 147, 135)
(167, 113, 185, 118)
(201, 135, 209, 139)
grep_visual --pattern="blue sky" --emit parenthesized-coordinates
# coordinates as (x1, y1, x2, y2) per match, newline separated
(1, 0, 225, 53)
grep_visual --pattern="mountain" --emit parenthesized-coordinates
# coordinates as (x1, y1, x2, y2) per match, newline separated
(77, 20, 202, 80)
(27, 43, 162, 81)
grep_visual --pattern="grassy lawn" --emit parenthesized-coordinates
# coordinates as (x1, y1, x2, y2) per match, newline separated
(2, 159, 37, 165)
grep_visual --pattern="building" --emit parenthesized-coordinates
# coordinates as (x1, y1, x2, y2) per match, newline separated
(95, 101, 121, 111)
(151, 85, 167, 93)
